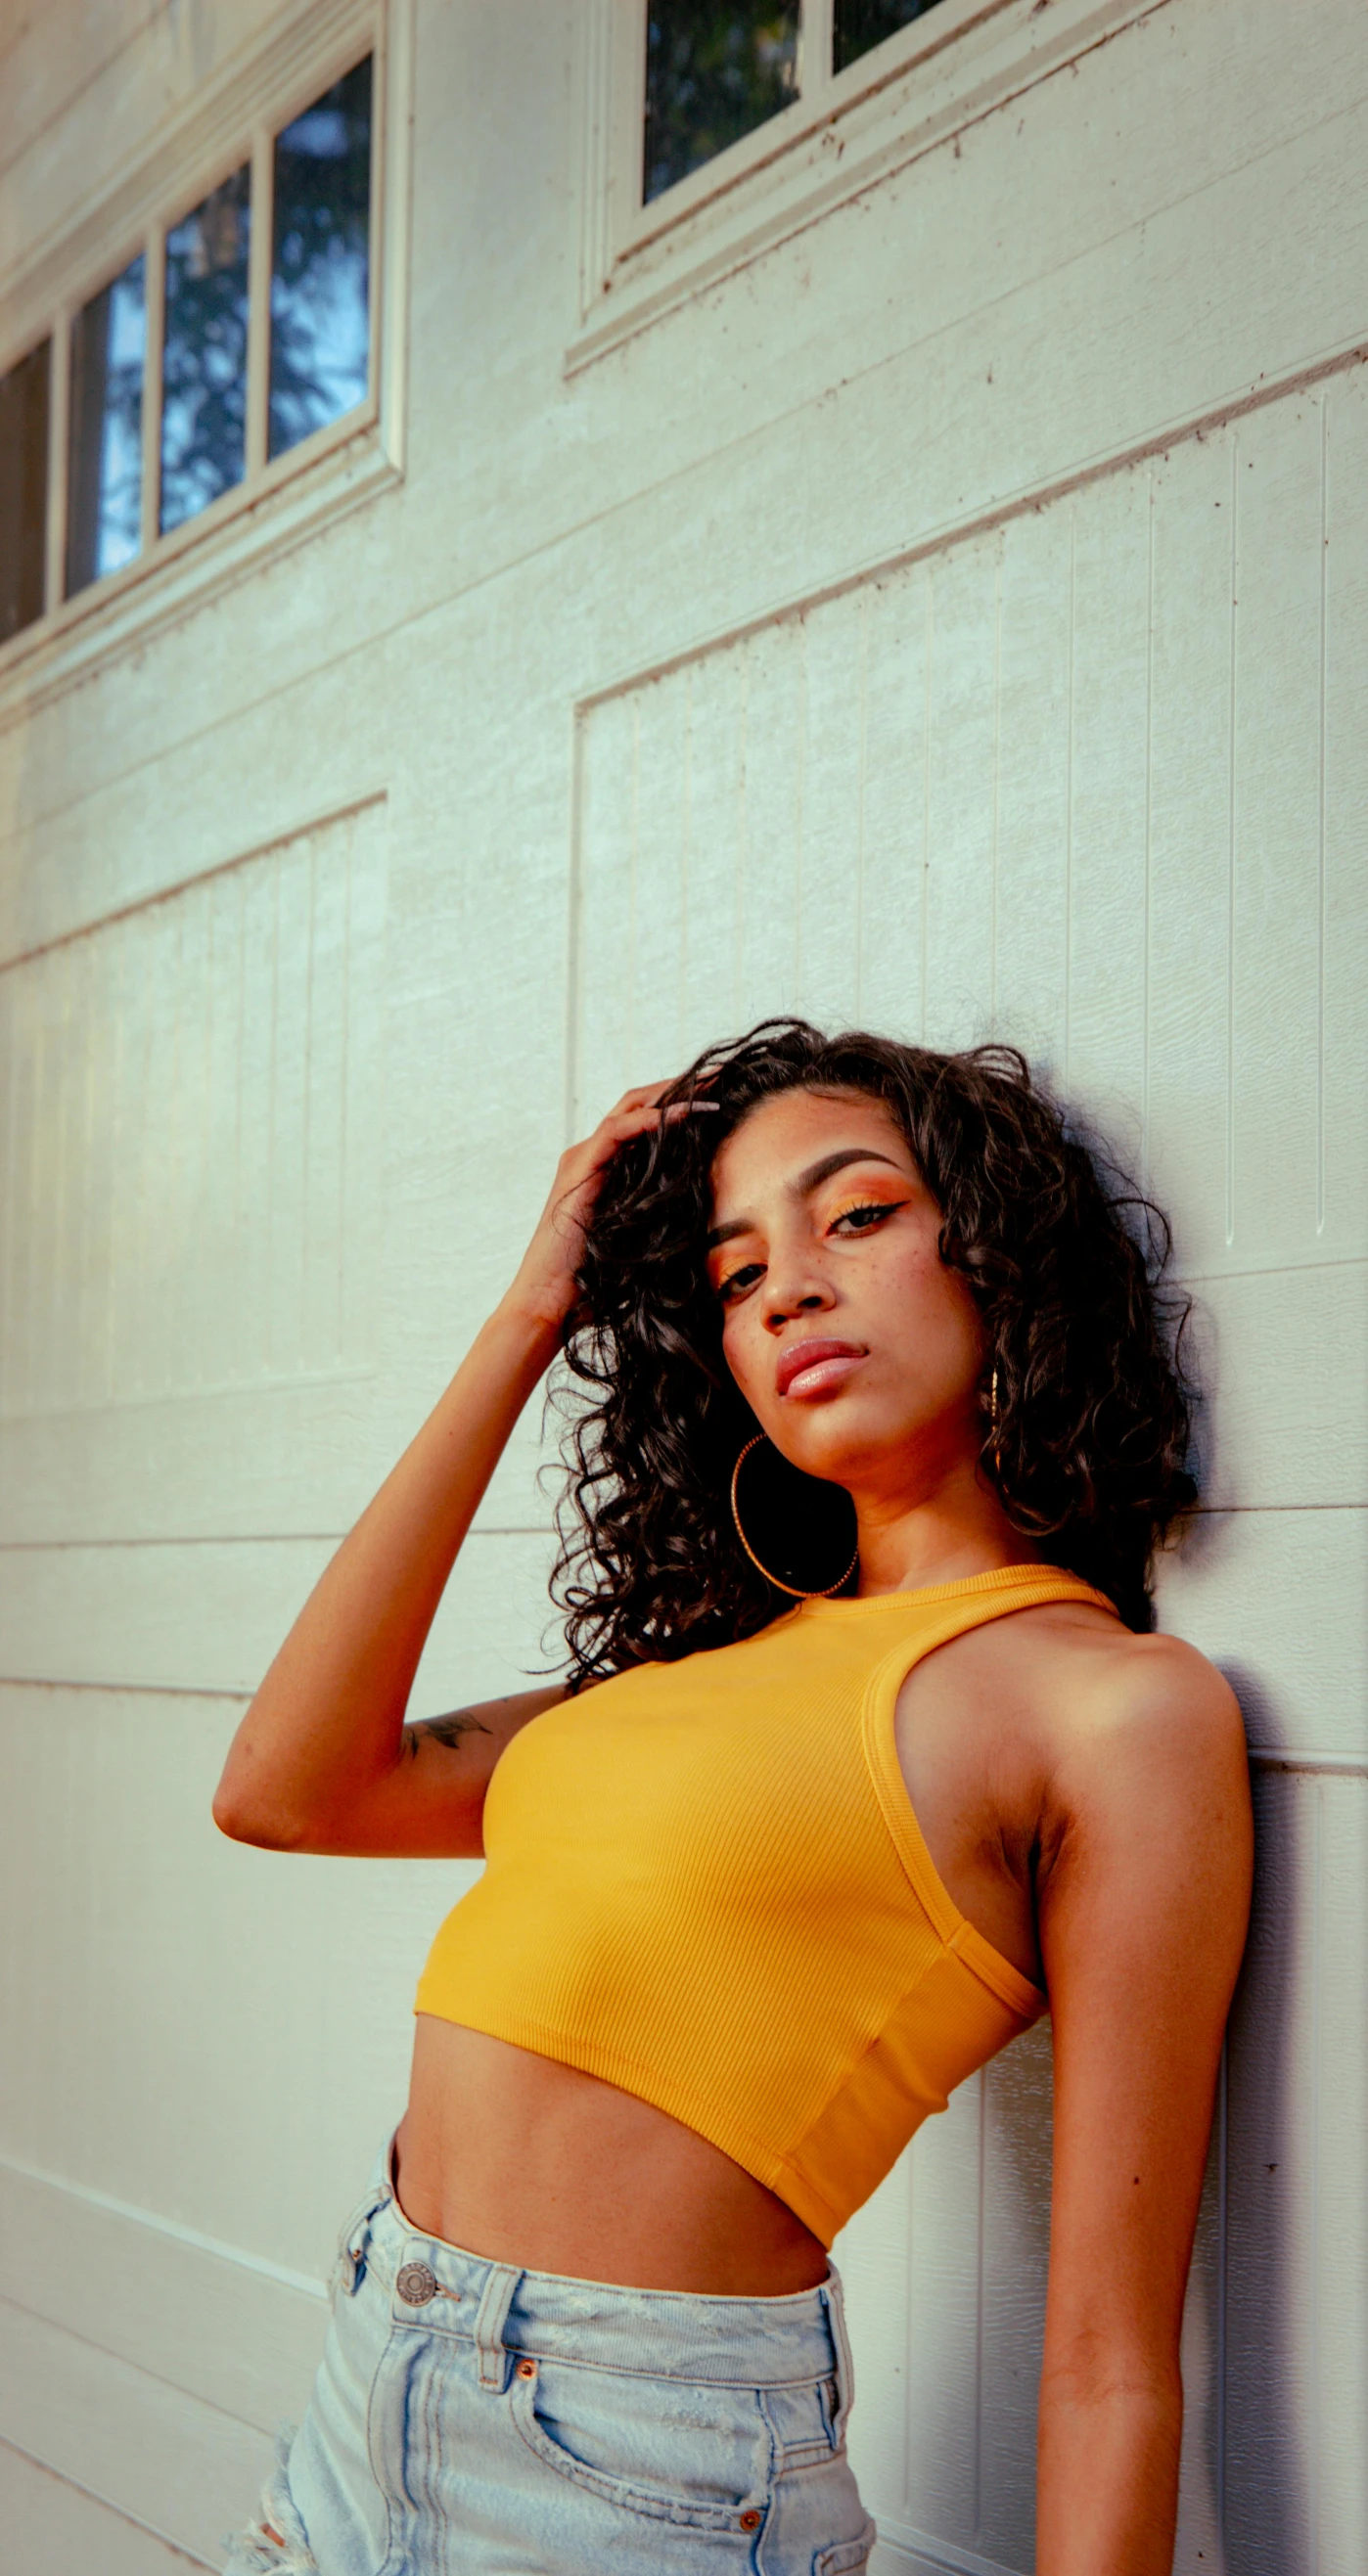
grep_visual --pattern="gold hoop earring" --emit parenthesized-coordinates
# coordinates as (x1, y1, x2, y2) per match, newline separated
(730, 1434, 859, 1600)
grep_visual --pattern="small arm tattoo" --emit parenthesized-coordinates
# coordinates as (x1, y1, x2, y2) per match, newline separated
(403, 1709, 494, 1759)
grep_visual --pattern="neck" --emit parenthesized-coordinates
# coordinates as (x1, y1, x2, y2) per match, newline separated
(850, 1454, 1040, 1599)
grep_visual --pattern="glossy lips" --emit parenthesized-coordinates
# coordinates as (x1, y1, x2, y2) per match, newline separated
(775, 1337, 867, 1400)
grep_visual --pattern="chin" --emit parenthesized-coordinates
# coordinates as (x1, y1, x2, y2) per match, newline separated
(776, 1407, 888, 1485)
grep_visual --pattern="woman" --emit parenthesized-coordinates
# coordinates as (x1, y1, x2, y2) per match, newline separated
(216, 1019, 1252, 2576)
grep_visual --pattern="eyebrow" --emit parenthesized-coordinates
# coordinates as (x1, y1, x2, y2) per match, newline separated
(706, 1148, 906, 1251)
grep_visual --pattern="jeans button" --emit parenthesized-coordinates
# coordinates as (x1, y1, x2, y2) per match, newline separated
(396, 2261, 439, 2306)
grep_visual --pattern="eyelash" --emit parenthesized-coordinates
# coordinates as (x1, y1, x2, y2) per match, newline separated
(716, 1199, 906, 1302)
(829, 1198, 902, 1232)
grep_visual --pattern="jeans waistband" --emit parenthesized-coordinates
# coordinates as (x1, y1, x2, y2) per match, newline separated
(334, 2126, 854, 2400)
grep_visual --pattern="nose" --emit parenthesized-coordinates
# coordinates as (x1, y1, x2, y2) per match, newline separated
(759, 1267, 836, 1333)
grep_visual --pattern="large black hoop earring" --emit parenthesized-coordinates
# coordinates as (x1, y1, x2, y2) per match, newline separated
(730, 1435, 859, 1600)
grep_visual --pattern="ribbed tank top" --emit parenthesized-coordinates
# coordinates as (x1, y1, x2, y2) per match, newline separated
(415, 1563, 1115, 2245)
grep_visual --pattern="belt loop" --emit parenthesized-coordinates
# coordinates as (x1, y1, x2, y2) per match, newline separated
(820, 2270, 856, 2446)
(333, 2130, 401, 2298)
(473, 2262, 523, 2392)
(334, 2186, 388, 2298)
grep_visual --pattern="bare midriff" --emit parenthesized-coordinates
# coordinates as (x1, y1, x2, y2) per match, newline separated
(391, 2017, 831, 2294)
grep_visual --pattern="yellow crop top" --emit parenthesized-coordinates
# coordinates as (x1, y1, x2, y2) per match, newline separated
(415, 1563, 1115, 2245)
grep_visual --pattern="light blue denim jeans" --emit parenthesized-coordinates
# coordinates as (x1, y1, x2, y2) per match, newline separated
(223, 2129, 875, 2576)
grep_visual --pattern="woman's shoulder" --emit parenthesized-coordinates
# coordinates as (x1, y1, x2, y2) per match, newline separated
(1019, 1609, 1248, 1817)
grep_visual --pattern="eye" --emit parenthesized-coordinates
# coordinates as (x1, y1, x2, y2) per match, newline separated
(829, 1198, 908, 1236)
(716, 1260, 765, 1304)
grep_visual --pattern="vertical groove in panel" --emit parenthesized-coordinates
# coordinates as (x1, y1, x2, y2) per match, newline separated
(627, 699, 640, 1074)
(27, 980, 43, 1408)
(2, 978, 17, 1409)
(228, 871, 245, 1381)
(921, 573, 933, 1043)
(734, 623, 803, 1020)
(180, 893, 206, 1393)
(678, 647, 743, 1060)
(200, 877, 216, 1391)
(1309, 1779, 1323, 2575)
(336, 815, 353, 1366)
(680, 667, 693, 1062)
(794, 616, 808, 1005)
(1226, 430, 1239, 1248)
(1142, 469, 1154, 1185)
(102, 924, 125, 1404)
(1064, 502, 1075, 1085)
(796, 594, 864, 1027)
(18, 971, 30, 1408)
(989, 550, 1002, 1021)
(265, 855, 282, 1378)
(0, 974, 12, 1415)
(43, 950, 65, 1409)
(27, 985, 48, 1412)
(735, 645, 749, 1015)
(1318, 373, 1368, 1268)
(227, 869, 248, 1385)
(168, 905, 188, 1394)
(40, 963, 56, 1403)
(566, 714, 586, 1137)
(26, 962, 46, 1411)
(300, 836, 317, 1378)
(575, 695, 638, 1110)
(101, 935, 121, 1403)
(853, 591, 868, 1018)
(923, 538, 999, 1052)
(55, 940, 70, 1405)
(1316, 394, 1328, 1237)
(87, 928, 109, 1404)
(630, 670, 690, 1073)
(131, 922, 156, 1398)
(69, 939, 93, 1408)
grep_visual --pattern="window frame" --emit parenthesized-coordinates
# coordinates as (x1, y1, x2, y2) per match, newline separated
(571, 0, 1156, 373)
(0, 0, 410, 715)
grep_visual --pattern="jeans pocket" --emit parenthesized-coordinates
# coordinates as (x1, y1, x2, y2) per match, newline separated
(508, 2356, 760, 2535)
(813, 2518, 878, 2574)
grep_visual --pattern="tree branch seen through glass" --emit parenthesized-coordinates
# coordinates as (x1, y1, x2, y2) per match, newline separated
(645, 4, 799, 204)
(833, 0, 947, 77)
(269, 56, 373, 465)
(160, 166, 251, 536)
(67, 254, 146, 596)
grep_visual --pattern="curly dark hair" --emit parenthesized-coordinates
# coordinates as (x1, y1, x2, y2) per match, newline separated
(550, 1018, 1197, 1677)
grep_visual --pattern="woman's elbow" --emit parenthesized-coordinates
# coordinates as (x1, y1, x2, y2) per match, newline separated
(211, 1780, 309, 1849)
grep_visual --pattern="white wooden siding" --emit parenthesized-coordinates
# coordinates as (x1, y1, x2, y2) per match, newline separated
(575, 385, 1368, 1285)
(0, 800, 386, 1424)
(1, 1, 1365, 2569)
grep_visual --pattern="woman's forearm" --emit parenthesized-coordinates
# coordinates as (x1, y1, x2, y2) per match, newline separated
(212, 1295, 558, 1842)
(1036, 2367, 1183, 2576)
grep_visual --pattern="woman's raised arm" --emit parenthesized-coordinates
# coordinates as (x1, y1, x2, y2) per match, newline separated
(1033, 1637, 1253, 2574)
(211, 1084, 701, 1858)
